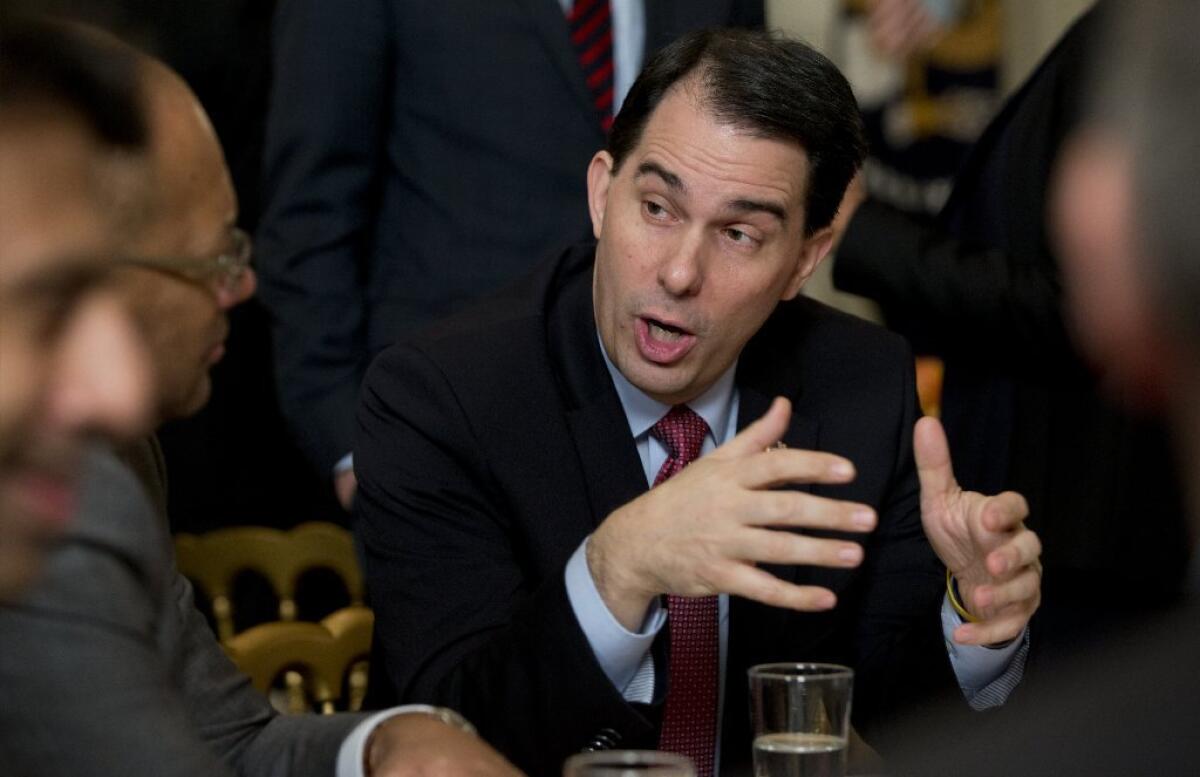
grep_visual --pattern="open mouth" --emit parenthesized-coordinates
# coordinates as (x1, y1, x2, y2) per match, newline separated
(636, 315, 697, 365)
(646, 317, 688, 341)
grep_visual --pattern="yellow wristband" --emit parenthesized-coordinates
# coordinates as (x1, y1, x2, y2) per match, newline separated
(945, 568, 979, 623)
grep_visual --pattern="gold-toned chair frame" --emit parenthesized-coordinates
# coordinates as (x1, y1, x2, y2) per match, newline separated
(175, 521, 363, 642)
(224, 605, 374, 714)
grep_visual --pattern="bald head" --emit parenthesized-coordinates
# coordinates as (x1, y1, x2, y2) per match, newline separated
(125, 57, 237, 259)
(102, 50, 254, 423)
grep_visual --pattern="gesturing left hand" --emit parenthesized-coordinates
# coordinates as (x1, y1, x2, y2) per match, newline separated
(914, 417, 1042, 646)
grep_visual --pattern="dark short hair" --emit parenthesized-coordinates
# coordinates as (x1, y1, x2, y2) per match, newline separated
(608, 28, 866, 235)
(0, 13, 146, 150)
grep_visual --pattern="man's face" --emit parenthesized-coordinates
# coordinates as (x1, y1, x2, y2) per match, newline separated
(110, 91, 255, 422)
(1053, 131, 1168, 405)
(589, 84, 833, 405)
(0, 119, 152, 599)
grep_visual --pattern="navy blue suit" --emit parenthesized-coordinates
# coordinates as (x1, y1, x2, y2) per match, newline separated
(257, 0, 765, 473)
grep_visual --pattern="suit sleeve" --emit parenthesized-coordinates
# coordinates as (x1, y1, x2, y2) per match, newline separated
(832, 199, 1072, 366)
(255, 0, 392, 473)
(0, 452, 358, 777)
(845, 342, 961, 745)
(356, 344, 657, 776)
(169, 573, 363, 777)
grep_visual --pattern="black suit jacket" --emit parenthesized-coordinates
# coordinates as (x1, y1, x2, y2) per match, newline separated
(257, 0, 765, 473)
(355, 244, 956, 776)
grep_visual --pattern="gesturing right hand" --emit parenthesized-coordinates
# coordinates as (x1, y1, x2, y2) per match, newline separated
(587, 396, 879, 631)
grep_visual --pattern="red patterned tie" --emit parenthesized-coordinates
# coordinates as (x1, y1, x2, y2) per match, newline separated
(567, 0, 615, 132)
(651, 406, 718, 777)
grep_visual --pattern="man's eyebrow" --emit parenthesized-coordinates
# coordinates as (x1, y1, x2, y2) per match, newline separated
(727, 198, 788, 224)
(635, 162, 685, 193)
(635, 161, 788, 223)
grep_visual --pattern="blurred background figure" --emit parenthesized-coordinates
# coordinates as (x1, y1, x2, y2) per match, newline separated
(892, 1, 1200, 771)
(255, 0, 765, 510)
(0, 11, 153, 601)
(829, 0, 1193, 672)
(841, 0, 1003, 219)
(772, 0, 1003, 324)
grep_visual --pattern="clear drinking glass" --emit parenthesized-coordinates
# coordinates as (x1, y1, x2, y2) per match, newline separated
(563, 750, 696, 777)
(748, 663, 854, 777)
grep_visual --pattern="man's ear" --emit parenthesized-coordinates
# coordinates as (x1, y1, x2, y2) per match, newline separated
(781, 226, 835, 300)
(587, 150, 614, 240)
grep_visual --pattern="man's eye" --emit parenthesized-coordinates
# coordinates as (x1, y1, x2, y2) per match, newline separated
(724, 228, 756, 246)
(644, 201, 668, 219)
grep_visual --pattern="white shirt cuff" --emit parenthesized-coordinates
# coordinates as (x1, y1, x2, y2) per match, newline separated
(334, 452, 354, 476)
(564, 537, 665, 696)
(941, 594, 1027, 704)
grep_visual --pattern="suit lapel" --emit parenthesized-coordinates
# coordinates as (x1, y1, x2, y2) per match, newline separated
(736, 384, 824, 590)
(548, 245, 649, 529)
(739, 307, 863, 596)
(511, 0, 601, 126)
(736, 385, 820, 458)
(567, 398, 649, 530)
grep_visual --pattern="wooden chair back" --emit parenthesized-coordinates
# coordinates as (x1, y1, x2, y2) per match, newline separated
(175, 521, 362, 642)
(224, 605, 374, 714)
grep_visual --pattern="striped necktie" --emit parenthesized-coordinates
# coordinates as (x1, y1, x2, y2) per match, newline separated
(567, 0, 615, 132)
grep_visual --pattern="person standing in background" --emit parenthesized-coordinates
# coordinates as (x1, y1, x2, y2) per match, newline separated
(832, 1, 1192, 670)
(256, 0, 764, 509)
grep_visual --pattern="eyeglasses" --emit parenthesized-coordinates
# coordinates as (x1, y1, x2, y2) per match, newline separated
(117, 227, 252, 294)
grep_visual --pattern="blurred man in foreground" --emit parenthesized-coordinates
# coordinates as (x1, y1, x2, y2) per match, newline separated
(0, 14, 152, 601)
(0, 18, 520, 777)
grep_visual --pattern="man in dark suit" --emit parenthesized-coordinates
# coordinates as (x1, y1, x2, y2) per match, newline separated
(0, 21, 520, 777)
(256, 0, 765, 509)
(890, 2, 1200, 771)
(357, 29, 1044, 777)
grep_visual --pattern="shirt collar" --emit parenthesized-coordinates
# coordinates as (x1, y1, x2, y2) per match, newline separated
(598, 335, 737, 444)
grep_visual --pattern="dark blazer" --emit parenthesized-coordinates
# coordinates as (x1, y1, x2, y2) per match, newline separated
(0, 446, 359, 777)
(257, 0, 765, 473)
(355, 244, 956, 777)
(833, 1, 1191, 645)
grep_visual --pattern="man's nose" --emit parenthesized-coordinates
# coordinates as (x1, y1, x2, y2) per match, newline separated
(214, 267, 257, 310)
(45, 294, 153, 439)
(657, 232, 705, 297)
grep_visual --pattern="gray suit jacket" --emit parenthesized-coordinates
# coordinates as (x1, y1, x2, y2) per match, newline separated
(0, 446, 361, 777)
